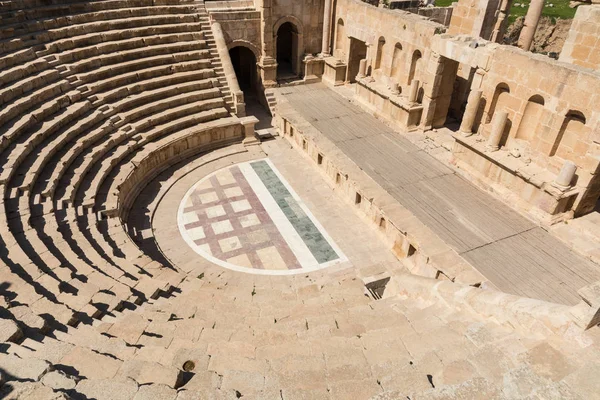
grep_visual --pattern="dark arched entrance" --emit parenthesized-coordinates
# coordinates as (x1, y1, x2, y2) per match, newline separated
(229, 46, 257, 93)
(276, 22, 299, 79)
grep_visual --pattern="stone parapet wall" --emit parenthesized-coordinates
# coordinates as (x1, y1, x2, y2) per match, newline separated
(107, 118, 244, 219)
(209, 10, 262, 51)
(407, 6, 454, 27)
(334, 0, 444, 92)
(559, 5, 600, 70)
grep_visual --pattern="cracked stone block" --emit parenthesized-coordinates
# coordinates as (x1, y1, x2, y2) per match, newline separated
(133, 383, 177, 400)
(76, 378, 139, 400)
(41, 370, 78, 390)
(117, 359, 183, 387)
(59, 346, 123, 380)
(0, 319, 22, 342)
(0, 381, 69, 400)
(0, 353, 51, 382)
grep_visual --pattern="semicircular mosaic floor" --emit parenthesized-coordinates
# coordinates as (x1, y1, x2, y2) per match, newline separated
(177, 159, 347, 275)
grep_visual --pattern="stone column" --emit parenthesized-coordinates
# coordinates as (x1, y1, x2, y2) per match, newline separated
(408, 79, 420, 103)
(486, 111, 508, 151)
(357, 59, 367, 79)
(365, 42, 373, 75)
(459, 90, 483, 136)
(554, 161, 577, 189)
(518, 0, 544, 51)
(320, 0, 333, 56)
(491, 0, 513, 43)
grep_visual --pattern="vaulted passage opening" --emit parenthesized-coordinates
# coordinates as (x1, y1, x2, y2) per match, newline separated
(276, 22, 299, 80)
(229, 46, 257, 94)
(347, 37, 367, 83)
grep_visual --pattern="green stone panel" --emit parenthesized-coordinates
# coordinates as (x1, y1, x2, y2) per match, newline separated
(251, 160, 339, 264)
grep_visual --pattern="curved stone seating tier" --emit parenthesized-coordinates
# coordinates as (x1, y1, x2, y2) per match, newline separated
(0, 0, 229, 333)
(0, 12, 202, 59)
(18, 78, 218, 194)
(0, 7, 200, 42)
(52, 31, 205, 66)
(104, 116, 242, 217)
(82, 105, 229, 208)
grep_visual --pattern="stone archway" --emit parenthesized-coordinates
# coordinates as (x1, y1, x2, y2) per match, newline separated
(229, 45, 258, 94)
(274, 17, 303, 80)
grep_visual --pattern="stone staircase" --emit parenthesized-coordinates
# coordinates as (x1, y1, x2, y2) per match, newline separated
(197, 2, 236, 113)
(265, 88, 278, 117)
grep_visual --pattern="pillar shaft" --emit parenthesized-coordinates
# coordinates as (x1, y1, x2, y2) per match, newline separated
(554, 161, 577, 188)
(358, 59, 367, 78)
(320, 0, 333, 56)
(491, 0, 513, 43)
(408, 79, 420, 103)
(486, 111, 508, 151)
(518, 0, 544, 51)
(459, 90, 483, 135)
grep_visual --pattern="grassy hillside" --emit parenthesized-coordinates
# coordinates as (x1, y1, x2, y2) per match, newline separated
(433, 0, 577, 24)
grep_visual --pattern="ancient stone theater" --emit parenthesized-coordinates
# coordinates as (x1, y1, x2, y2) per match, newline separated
(0, 0, 600, 397)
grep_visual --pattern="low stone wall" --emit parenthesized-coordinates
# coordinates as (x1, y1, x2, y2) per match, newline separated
(106, 117, 243, 219)
(406, 6, 454, 26)
(354, 77, 423, 132)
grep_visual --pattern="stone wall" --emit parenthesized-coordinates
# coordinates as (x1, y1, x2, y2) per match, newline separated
(210, 10, 262, 53)
(270, 0, 325, 55)
(559, 5, 600, 70)
(480, 46, 600, 203)
(447, 0, 500, 40)
(333, 0, 443, 92)
(408, 5, 454, 26)
(431, 35, 600, 219)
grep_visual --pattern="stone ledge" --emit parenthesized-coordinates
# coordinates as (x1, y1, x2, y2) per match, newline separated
(391, 273, 593, 335)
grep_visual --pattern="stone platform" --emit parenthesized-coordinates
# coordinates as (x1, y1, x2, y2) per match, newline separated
(274, 83, 600, 306)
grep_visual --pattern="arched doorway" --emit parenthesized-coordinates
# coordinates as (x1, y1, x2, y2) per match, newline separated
(229, 46, 257, 94)
(276, 22, 299, 79)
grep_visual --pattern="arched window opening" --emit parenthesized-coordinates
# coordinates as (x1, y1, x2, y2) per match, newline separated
(408, 49, 422, 85)
(551, 111, 587, 158)
(515, 94, 545, 142)
(374, 37, 385, 70)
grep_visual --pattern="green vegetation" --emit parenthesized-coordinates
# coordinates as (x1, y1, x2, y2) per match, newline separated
(507, 0, 577, 24)
(434, 0, 454, 7)
(433, 0, 577, 24)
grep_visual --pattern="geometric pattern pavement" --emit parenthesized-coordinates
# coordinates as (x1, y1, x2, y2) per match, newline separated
(178, 159, 345, 275)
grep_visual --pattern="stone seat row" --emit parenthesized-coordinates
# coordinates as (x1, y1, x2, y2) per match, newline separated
(0, 5, 199, 40)
(0, 53, 212, 159)
(0, 0, 194, 23)
(0, 12, 202, 56)
(0, 0, 193, 13)
(0, 40, 209, 121)
(20, 80, 219, 197)
(0, 2, 225, 332)
(39, 69, 217, 200)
